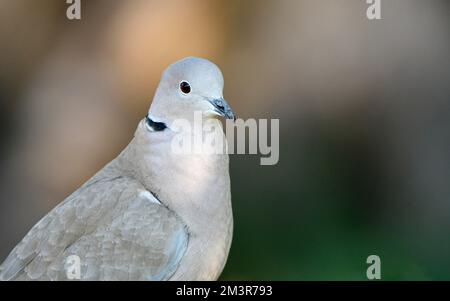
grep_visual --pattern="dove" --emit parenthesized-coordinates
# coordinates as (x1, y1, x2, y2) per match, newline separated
(0, 57, 235, 281)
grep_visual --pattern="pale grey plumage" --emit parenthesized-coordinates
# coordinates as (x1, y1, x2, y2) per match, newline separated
(0, 163, 188, 281)
(0, 57, 234, 281)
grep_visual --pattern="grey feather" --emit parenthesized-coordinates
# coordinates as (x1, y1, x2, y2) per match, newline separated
(0, 169, 188, 281)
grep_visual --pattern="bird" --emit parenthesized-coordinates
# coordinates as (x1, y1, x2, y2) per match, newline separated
(0, 57, 235, 281)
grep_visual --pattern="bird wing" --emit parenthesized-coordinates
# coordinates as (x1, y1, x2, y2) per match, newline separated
(0, 174, 188, 281)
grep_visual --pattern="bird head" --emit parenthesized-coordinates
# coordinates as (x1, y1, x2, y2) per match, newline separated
(147, 57, 235, 129)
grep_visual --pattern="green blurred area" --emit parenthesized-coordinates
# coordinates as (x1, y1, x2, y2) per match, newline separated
(223, 122, 449, 280)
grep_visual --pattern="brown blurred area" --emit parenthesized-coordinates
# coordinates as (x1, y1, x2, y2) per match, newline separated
(1, 0, 450, 279)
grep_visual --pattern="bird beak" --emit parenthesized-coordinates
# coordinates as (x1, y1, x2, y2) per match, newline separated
(209, 98, 236, 121)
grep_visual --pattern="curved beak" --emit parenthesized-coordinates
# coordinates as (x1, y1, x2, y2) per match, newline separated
(209, 98, 236, 121)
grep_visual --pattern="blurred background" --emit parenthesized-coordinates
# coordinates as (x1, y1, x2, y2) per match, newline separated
(1, 0, 450, 280)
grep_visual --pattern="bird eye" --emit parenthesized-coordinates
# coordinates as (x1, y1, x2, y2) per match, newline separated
(180, 81, 191, 94)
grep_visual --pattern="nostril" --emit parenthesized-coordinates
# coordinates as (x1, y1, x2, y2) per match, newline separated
(214, 100, 225, 110)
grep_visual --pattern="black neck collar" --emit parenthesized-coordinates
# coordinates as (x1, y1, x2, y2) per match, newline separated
(145, 115, 167, 132)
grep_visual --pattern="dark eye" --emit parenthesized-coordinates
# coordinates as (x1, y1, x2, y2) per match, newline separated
(180, 81, 191, 94)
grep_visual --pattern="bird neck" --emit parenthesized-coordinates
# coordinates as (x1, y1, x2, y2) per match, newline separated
(118, 119, 233, 237)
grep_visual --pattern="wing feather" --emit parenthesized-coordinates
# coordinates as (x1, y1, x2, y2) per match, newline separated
(0, 173, 188, 281)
